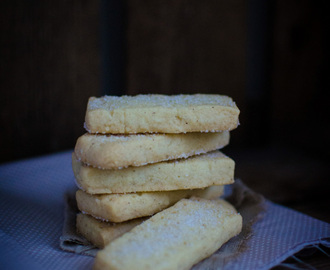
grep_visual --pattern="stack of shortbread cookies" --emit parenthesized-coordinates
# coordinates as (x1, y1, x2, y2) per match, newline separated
(72, 94, 243, 270)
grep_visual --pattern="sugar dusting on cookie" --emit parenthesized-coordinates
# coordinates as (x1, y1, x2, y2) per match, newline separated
(107, 198, 238, 261)
(88, 94, 237, 110)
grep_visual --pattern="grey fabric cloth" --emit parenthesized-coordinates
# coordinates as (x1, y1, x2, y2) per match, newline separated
(0, 151, 94, 270)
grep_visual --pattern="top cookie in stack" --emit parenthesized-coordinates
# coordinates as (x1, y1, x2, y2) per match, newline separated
(84, 94, 239, 134)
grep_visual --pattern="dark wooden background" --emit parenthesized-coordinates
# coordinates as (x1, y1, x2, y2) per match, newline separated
(1, 0, 329, 225)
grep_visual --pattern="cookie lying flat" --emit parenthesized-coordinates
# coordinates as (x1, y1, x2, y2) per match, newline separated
(94, 198, 242, 270)
(76, 186, 224, 223)
(76, 213, 145, 249)
(74, 131, 229, 169)
(84, 94, 240, 134)
(72, 151, 234, 194)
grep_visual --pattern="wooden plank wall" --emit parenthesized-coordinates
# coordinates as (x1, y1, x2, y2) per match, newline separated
(0, 1, 101, 163)
(271, 0, 329, 158)
(1, 0, 329, 166)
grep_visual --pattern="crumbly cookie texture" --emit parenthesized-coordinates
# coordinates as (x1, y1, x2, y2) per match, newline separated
(74, 131, 229, 169)
(76, 186, 224, 223)
(84, 94, 240, 134)
(94, 198, 242, 270)
(76, 213, 145, 249)
(72, 151, 235, 194)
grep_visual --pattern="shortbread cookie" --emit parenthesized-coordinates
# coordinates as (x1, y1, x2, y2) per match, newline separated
(72, 151, 235, 194)
(76, 186, 224, 222)
(76, 213, 145, 249)
(94, 198, 243, 270)
(84, 94, 240, 134)
(74, 131, 229, 169)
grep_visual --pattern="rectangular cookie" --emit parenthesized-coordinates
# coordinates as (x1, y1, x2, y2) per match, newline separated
(76, 185, 224, 222)
(94, 198, 243, 270)
(76, 213, 145, 249)
(72, 151, 235, 194)
(84, 94, 240, 134)
(74, 131, 229, 169)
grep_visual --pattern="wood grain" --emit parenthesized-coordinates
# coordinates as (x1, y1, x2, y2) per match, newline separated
(0, 0, 101, 162)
